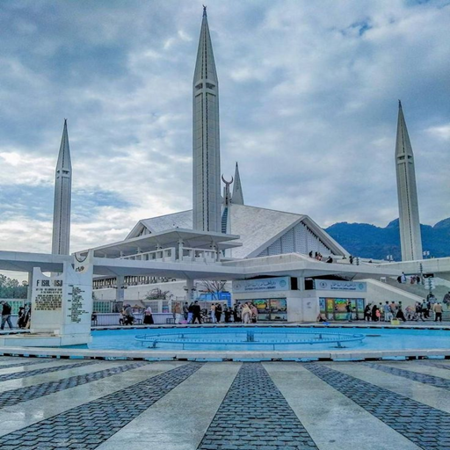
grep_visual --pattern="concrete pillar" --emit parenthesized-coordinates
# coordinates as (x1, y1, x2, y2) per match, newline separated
(27, 271, 33, 303)
(116, 275, 125, 303)
(178, 239, 184, 262)
(185, 279, 195, 303)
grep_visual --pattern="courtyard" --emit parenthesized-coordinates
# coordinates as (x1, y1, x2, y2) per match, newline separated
(0, 356, 448, 449)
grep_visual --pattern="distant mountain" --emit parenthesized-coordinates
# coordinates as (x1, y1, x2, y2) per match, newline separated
(324, 218, 450, 261)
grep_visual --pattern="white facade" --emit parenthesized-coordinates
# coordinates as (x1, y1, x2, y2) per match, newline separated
(52, 120, 72, 255)
(193, 8, 221, 232)
(395, 101, 423, 261)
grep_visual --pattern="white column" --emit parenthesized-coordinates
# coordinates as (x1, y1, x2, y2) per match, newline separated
(116, 276, 125, 303)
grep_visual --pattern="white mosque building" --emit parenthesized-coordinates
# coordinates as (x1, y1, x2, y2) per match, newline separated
(36, 7, 433, 323)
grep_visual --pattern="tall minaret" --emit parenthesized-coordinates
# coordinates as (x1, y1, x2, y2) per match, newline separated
(51, 119, 72, 255)
(193, 6, 221, 232)
(232, 162, 244, 205)
(395, 101, 422, 261)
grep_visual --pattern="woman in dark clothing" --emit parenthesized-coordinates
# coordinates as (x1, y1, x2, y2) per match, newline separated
(364, 304, 371, 321)
(396, 303, 406, 322)
(17, 307, 26, 328)
(215, 303, 222, 323)
(371, 304, 378, 322)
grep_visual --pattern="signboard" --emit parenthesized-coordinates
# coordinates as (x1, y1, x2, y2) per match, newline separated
(314, 279, 366, 292)
(34, 276, 63, 311)
(30, 251, 94, 341)
(232, 277, 290, 293)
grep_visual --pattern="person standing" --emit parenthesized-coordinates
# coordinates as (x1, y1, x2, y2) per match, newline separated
(241, 303, 251, 324)
(17, 306, 26, 328)
(371, 304, 378, 322)
(250, 303, 258, 323)
(0, 301, 13, 330)
(364, 304, 371, 321)
(345, 301, 352, 322)
(415, 302, 424, 322)
(173, 302, 183, 324)
(224, 306, 232, 323)
(233, 304, 241, 323)
(383, 301, 392, 322)
(443, 291, 450, 309)
(215, 303, 222, 323)
(187, 302, 194, 324)
(183, 302, 189, 321)
(433, 302, 443, 322)
(143, 305, 154, 325)
(191, 301, 202, 324)
(210, 303, 217, 323)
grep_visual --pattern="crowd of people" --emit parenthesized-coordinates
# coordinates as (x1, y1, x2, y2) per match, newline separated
(362, 299, 444, 323)
(116, 300, 260, 326)
(179, 301, 259, 324)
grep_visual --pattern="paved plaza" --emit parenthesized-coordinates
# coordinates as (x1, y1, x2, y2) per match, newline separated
(0, 358, 449, 448)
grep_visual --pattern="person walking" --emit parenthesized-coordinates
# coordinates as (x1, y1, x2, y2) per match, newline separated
(191, 301, 202, 324)
(143, 305, 154, 325)
(0, 301, 13, 330)
(433, 302, 443, 322)
(396, 302, 406, 322)
(124, 304, 134, 325)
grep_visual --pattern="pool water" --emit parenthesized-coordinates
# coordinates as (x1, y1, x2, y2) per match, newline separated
(88, 327, 450, 352)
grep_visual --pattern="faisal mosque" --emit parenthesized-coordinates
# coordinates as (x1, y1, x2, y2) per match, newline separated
(1, 7, 445, 344)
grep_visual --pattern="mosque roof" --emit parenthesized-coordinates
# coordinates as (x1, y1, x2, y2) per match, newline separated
(127, 204, 346, 259)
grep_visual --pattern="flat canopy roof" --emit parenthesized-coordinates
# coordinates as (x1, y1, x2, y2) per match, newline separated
(78, 228, 242, 259)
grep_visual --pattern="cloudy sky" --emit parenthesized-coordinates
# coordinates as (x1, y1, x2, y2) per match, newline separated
(0, 0, 449, 261)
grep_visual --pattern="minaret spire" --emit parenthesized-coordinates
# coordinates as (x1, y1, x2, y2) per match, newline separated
(52, 119, 72, 255)
(232, 162, 244, 205)
(395, 101, 422, 261)
(193, 7, 221, 232)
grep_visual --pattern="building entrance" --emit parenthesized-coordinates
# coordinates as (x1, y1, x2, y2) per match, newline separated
(320, 297, 365, 321)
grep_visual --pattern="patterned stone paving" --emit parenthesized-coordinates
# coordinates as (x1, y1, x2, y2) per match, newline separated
(0, 360, 96, 383)
(305, 363, 450, 450)
(0, 362, 202, 449)
(0, 358, 450, 449)
(0, 359, 53, 370)
(366, 362, 450, 389)
(0, 361, 146, 410)
(419, 361, 450, 371)
(198, 363, 318, 450)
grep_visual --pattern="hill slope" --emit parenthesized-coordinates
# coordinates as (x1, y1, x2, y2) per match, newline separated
(325, 218, 450, 260)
